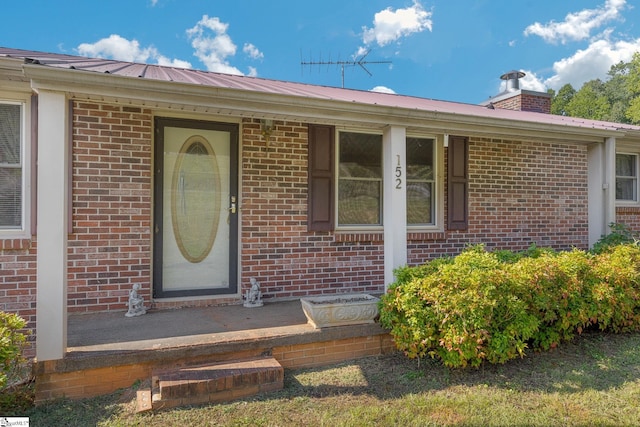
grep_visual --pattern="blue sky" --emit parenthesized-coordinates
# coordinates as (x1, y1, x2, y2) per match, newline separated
(3, 0, 640, 104)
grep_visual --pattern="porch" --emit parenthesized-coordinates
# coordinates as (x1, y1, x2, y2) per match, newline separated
(33, 299, 394, 404)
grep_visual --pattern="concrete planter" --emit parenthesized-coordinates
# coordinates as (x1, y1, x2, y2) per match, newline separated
(300, 294, 380, 328)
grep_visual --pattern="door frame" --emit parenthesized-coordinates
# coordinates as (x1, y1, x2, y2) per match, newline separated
(153, 117, 239, 298)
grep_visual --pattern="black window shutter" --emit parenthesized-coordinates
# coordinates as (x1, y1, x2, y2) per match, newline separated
(307, 124, 335, 231)
(447, 135, 469, 230)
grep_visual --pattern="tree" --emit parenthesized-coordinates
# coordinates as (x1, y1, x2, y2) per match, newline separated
(550, 84, 576, 116)
(565, 80, 611, 121)
(625, 53, 640, 124)
(601, 61, 632, 123)
(548, 52, 640, 124)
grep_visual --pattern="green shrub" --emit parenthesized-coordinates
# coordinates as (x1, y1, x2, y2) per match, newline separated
(592, 223, 640, 254)
(589, 243, 640, 332)
(0, 312, 28, 390)
(380, 245, 539, 368)
(380, 243, 640, 368)
(508, 249, 597, 350)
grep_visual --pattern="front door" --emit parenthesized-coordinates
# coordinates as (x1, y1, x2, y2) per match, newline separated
(153, 117, 239, 298)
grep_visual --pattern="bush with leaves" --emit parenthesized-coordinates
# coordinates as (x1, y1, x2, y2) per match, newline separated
(0, 311, 27, 390)
(379, 243, 640, 368)
(507, 249, 598, 350)
(589, 243, 640, 332)
(379, 246, 539, 368)
(591, 222, 640, 254)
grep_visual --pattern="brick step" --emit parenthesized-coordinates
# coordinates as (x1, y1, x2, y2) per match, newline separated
(145, 356, 284, 411)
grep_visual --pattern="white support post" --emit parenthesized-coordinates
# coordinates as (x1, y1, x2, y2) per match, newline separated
(604, 137, 617, 229)
(383, 126, 407, 290)
(587, 137, 617, 248)
(36, 90, 69, 361)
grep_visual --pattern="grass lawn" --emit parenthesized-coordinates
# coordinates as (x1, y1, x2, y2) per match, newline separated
(4, 332, 640, 426)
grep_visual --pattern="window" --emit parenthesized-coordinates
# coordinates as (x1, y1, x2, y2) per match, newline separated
(0, 102, 24, 231)
(616, 153, 638, 202)
(406, 137, 435, 225)
(338, 132, 382, 226)
(307, 126, 450, 231)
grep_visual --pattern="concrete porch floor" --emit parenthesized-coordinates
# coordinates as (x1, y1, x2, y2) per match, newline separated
(67, 299, 310, 353)
(35, 299, 393, 402)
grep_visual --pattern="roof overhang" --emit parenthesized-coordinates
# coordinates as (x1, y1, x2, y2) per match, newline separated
(6, 60, 639, 145)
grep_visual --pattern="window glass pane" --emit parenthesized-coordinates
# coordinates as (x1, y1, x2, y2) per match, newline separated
(338, 132, 382, 226)
(406, 137, 433, 180)
(616, 178, 636, 201)
(0, 103, 22, 228)
(0, 104, 21, 164)
(339, 133, 382, 178)
(338, 180, 381, 225)
(406, 137, 435, 225)
(0, 168, 22, 227)
(616, 154, 635, 177)
(407, 182, 432, 224)
(616, 154, 637, 201)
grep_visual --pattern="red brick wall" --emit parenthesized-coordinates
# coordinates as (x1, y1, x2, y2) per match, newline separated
(520, 93, 551, 114)
(493, 93, 551, 114)
(39, 110, 594, 311)
(408, 137, 589, 265)
(0, 239, 37, 358)
(616, 207, 640, 233)
(240, 119, 385, 300)
(493, 96, 521, 111)
(68, 102, 152, 313)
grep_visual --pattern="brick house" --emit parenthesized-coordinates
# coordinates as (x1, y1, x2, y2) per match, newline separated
(2, 47, 640, 362)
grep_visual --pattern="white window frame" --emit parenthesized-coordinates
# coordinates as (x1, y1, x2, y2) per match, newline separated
(406, 134, 444, 231)
(615, 151, 639, 205)
(334, 129, 445, 232)
(0, 97, 31, 238)
(335, 129, 384, 231)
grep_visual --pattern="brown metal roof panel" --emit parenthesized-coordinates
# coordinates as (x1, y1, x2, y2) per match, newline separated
(4, 47, 640, 133)
(111, 63, 149, 77)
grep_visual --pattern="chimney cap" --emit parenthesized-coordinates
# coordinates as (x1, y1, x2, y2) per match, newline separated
(500, 70, 526, 81)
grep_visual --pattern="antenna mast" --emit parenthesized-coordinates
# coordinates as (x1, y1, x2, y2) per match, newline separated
(301, 50, 391, 88)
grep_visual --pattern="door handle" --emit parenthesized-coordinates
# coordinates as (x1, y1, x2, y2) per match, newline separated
(229, 196, 237, 214)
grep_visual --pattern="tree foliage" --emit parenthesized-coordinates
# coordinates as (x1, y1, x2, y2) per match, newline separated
(549, 52, 640, 124)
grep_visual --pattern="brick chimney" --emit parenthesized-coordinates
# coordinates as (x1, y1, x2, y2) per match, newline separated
(480, 70, 551, 114)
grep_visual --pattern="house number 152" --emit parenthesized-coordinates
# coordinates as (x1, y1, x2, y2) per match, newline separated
(395, 155, 402, 189)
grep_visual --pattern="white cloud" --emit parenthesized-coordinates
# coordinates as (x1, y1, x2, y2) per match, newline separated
(370, 86, 396, 94)
(76, 34, 192, 68)
(524, 0, 627, 44)
(156, 55, 192, 69)
(243, 43, 264, 60)
(186, 15, 244, 75)
(77, 35, 154, 62)
(361, 0, 433, 47)
(543, 35, 640, 90)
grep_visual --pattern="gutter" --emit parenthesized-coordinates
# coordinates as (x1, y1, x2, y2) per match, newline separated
(20, 62, 637, 144)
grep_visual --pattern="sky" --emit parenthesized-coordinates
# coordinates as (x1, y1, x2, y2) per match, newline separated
(3, 0, 640, 105)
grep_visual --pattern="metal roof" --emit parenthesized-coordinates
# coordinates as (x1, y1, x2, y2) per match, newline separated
(2, 46, 640, 134)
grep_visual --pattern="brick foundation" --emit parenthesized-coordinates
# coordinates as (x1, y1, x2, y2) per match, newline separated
(34, 331, 394, 402)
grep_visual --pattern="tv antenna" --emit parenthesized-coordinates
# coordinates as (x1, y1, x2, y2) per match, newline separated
(301, 49, 391, 88)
